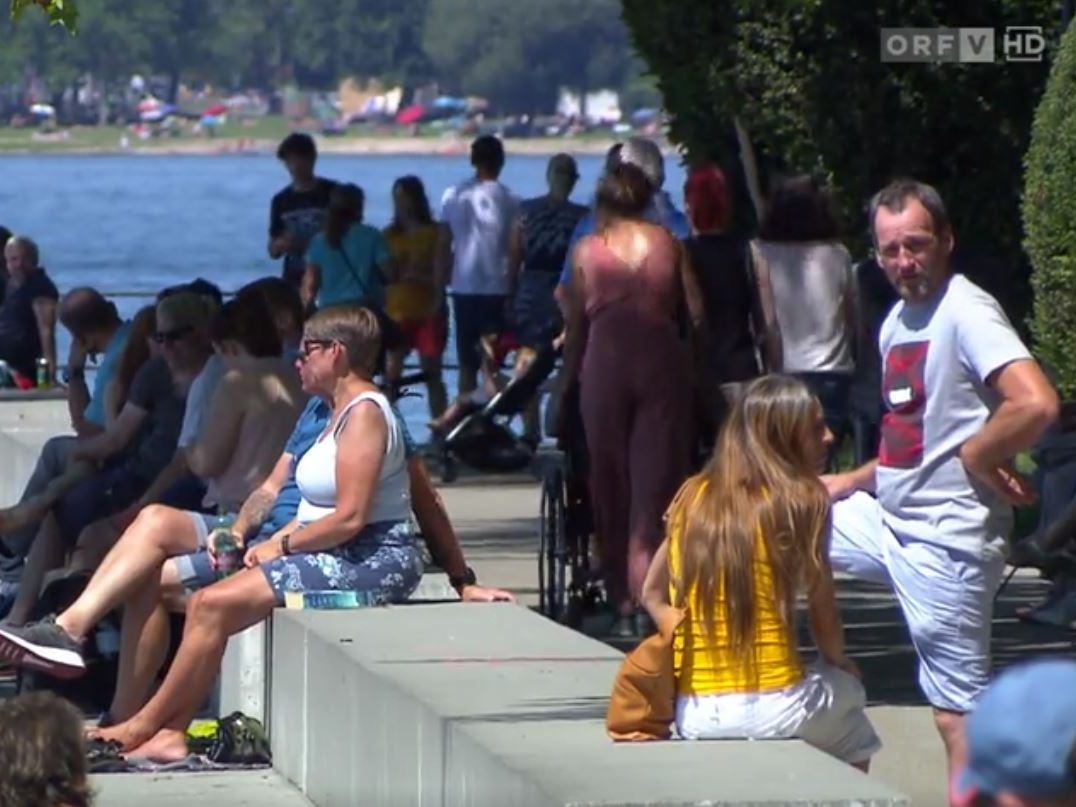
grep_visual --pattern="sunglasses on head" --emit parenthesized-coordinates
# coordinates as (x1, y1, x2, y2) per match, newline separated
(154, 325, 194, 344)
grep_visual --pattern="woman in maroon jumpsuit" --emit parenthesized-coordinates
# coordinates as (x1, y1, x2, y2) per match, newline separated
(561, 163, 701, 637)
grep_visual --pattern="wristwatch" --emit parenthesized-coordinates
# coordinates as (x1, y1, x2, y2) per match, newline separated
(449, 566, 477, 594)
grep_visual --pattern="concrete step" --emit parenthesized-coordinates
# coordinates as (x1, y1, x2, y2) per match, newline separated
(93, 770, 313, 806)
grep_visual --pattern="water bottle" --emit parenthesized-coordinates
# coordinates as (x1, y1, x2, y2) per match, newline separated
(210, 510, 243, 575)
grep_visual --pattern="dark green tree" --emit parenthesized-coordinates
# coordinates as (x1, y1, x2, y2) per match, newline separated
(1024, 21, 1076, 396)
(424, 0, 633, 114)
(10, 0, 77, 30)
(622, 0, 1058, 320)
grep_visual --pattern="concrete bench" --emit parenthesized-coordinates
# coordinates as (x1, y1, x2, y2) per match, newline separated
(269, 604, 909, 806)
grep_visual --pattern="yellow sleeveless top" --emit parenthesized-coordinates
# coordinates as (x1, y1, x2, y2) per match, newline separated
(668, 507, 804, 697)
(383, 224, 439, 322)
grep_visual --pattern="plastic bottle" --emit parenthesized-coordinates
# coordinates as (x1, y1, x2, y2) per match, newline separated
(211, 509, 242, 575)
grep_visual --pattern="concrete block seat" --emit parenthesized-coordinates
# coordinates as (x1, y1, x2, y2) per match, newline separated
(269, 604, 909, 807)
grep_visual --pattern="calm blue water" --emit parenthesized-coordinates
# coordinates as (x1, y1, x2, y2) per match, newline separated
(0, 153, 687, 440)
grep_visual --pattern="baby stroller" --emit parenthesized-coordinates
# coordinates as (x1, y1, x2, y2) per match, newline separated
(439, 342, 559, 480)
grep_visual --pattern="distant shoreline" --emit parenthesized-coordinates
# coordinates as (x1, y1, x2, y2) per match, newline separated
(0, 134, 661, 157)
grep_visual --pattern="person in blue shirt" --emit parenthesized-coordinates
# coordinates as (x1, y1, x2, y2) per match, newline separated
(302, 183, 393, 312)
(59, 288, 132, 436)
(556, 137, 691, 295)
(0, 389, 514, 722)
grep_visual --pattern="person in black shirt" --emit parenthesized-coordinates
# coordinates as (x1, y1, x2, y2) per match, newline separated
(683, 165, 774, 453)
(0, 236, 58, 383)
(268, 133, 336, 288)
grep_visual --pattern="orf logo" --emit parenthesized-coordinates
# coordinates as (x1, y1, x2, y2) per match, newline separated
(1003, 26, 1046, 62)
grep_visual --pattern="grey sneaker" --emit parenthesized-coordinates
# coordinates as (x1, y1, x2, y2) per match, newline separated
(0, 616, 86, 679)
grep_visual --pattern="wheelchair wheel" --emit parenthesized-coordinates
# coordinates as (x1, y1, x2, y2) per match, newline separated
(538, 466, 568, 621)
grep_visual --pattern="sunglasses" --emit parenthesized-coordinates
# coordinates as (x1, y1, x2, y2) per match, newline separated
(154, 326, 194, 345)
(297, 339, 335, 361)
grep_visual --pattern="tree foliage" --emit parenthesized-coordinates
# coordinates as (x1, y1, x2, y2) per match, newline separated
(1024, 22, 1076, 397)
(423, 0, 634, 113)
(5, 0, 641, 114)
(622, 0, 1058, 320)
(11, 0, 77, 30)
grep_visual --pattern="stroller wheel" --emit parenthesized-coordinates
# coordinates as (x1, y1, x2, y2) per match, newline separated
(538, 467, 568, 621)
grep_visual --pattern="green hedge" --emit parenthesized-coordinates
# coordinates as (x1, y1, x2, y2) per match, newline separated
(1024, 23, 1076, 399)
(621, 1, 1057, 324)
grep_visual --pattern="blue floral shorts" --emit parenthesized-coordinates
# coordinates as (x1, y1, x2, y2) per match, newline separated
(259, 520, 422, 606)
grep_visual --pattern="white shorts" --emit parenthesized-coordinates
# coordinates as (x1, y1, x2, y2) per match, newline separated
(675, 663, 881, 764)
(830, 492, 1006, 713)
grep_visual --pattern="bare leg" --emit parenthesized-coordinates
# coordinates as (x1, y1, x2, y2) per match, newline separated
(514, 350, 540, 443)
(56, 505, 201, 641)
(108, 561, 187, 722)
(385, 348, 407, 401)
(0, 461, 95, 536)
(97, 567, 276, 757)
(4, 515, 65, 626)
(68, 519, 121, 576)
(934, 709, 967, 803)
(421, 354, 448, 420)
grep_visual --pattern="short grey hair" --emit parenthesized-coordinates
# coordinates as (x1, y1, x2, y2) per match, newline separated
(619, 137, 665, 189)
(5, 235, 39, 268)
(868, 179, 951, 242)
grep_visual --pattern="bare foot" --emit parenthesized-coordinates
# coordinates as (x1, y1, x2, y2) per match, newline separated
(125, 728, 189, 763)
(93, 718, 156, 752)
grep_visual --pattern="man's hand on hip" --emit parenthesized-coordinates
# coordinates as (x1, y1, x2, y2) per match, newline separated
(960, 442, 1036, 506)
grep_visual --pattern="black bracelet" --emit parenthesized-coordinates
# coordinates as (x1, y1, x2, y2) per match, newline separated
(449, 566, 477, 593)
(280, 534, 291, 556)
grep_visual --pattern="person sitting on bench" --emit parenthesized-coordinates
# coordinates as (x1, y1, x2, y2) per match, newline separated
(641, 375, 879, 769)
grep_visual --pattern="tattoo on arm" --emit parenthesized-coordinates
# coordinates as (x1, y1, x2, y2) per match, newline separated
(233, 489, 277, 536)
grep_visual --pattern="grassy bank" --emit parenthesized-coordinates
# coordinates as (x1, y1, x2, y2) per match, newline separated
(0, 116, 626, 156)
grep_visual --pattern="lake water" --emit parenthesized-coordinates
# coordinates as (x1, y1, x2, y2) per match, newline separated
(0, 153, 687, 440)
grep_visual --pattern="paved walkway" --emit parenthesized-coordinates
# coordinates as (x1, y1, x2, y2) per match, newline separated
(14, 464, 1062, 806)
(439, 475, 1072, 807)
(94, 771, 313, 806)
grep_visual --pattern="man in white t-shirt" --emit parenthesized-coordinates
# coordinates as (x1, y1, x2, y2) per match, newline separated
(437, 135, 520, 395)
(822, 179, 1059, 786)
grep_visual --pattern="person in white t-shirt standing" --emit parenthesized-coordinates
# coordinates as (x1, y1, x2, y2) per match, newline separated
(821, 179, 1059, 790)
(437, 135, 520, 396)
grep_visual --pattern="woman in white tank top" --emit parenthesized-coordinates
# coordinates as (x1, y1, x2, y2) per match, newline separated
(86, 305, 422, 760)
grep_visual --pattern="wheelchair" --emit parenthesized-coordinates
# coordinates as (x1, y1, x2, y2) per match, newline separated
(536, 385, 604, 626)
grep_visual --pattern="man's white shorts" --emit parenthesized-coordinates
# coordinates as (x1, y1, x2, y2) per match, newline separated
(830, 492, 1006, 713)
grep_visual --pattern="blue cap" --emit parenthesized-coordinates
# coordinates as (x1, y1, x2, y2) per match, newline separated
(956, 659, 1076, 802)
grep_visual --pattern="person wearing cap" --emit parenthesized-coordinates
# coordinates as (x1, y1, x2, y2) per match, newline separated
(822, 180, 1059, 787)
(953, 659, 1076, 807)
(507, 153, 587, 445)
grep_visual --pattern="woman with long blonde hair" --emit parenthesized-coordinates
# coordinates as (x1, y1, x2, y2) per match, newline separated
(641, 375, 879, 768)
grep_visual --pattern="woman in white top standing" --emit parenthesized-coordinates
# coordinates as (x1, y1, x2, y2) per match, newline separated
(90, 304, 421, 761)
(755, 175, 855, 463)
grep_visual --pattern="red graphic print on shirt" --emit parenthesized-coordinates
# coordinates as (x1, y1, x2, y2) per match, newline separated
(879, 341, 929, 469)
